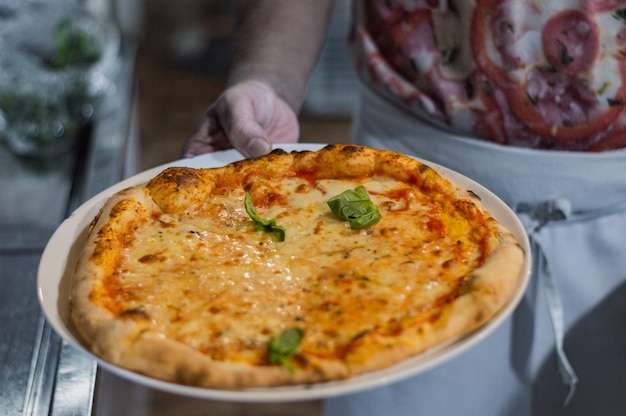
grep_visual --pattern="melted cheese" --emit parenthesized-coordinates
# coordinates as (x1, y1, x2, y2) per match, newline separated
(95, 175, 491, 365)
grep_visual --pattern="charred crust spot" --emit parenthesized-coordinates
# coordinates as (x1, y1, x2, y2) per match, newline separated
(119, 307, 150, 320)
(138, 254, 161, 263)
(209, 305, 224, 314)
(270, 148, 288, 155)
(295, 183, 309, 193)
(230, 159, 247, 170)
(292, 149, 312, 160)
(293, 353, 309, 367)
(174, 170, 200, 187)
(339, 145, 364, 155)
(175, 365, 209, 386)
(474, 309, 485, 324)
(418, 163, 432, 175)
(89, 210, 103, 230)
(467, 190, 482, 201)
(152, 167, 200, 189)
(320, 300, 339, 311)
(441, 259, 454, 269)
(351, 329, 370, 342)
(458, 275, 476, 296)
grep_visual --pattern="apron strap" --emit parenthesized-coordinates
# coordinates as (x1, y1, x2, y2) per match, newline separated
(517, 199, 578, 405)
(517, 197, 626, 405)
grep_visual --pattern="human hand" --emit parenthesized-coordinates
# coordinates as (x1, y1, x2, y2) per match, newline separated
(182, 80, 299, 158)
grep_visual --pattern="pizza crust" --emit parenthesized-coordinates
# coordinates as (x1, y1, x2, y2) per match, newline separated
(70, 187, 154, 361)
(344, 224, 523, 376)
(70, 144, 525, 389)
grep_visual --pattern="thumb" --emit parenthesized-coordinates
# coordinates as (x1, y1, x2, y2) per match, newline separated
(243, 136, 273, 158)
(218, 81, 294, 158)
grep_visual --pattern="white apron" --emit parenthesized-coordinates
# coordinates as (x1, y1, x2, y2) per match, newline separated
(324, 85, 626, 416)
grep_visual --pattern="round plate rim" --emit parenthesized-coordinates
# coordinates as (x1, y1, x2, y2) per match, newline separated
(37, 143, 531, 402)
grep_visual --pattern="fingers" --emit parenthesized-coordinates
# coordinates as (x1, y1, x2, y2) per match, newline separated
(182, 109, 234, 158)
(216, 85, 273, 157)
(220, 81, 299, 157)
(183, 80, 299, 159)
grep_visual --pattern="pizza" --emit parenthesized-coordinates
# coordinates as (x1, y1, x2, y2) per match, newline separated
(70, 144, 524, 389)
(355, 1, 626, 150)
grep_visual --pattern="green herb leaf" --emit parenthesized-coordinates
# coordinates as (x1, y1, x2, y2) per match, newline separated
(267, 328, 303, 372)
(50, 19, 101, 69)
(598, 81, 610, 95)
(327, 186, 381, 229)
(244, 192, 286, 241)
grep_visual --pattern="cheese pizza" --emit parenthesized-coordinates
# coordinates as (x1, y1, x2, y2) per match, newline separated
(70, 144, 524, 389)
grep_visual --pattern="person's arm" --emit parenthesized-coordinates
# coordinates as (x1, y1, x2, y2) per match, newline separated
(183, 0, 335, 158)
(231, 0, 335, 112)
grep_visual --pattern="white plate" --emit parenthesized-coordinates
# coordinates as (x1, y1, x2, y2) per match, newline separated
(38, 143, 531, 402)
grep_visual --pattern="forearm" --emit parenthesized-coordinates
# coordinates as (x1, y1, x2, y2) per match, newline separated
(229, 0, 335, 112)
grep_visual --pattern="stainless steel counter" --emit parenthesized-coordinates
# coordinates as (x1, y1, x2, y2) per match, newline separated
(0, 43, 137, 416)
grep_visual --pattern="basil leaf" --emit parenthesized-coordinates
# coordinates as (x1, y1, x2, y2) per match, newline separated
(267, 328, 303, 372)
(327, 186, 381, 229)
(244, 192, 286, 241)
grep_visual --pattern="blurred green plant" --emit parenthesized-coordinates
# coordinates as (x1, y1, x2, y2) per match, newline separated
(48, 19, 101, 69)
(0, 18, 102, 153)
